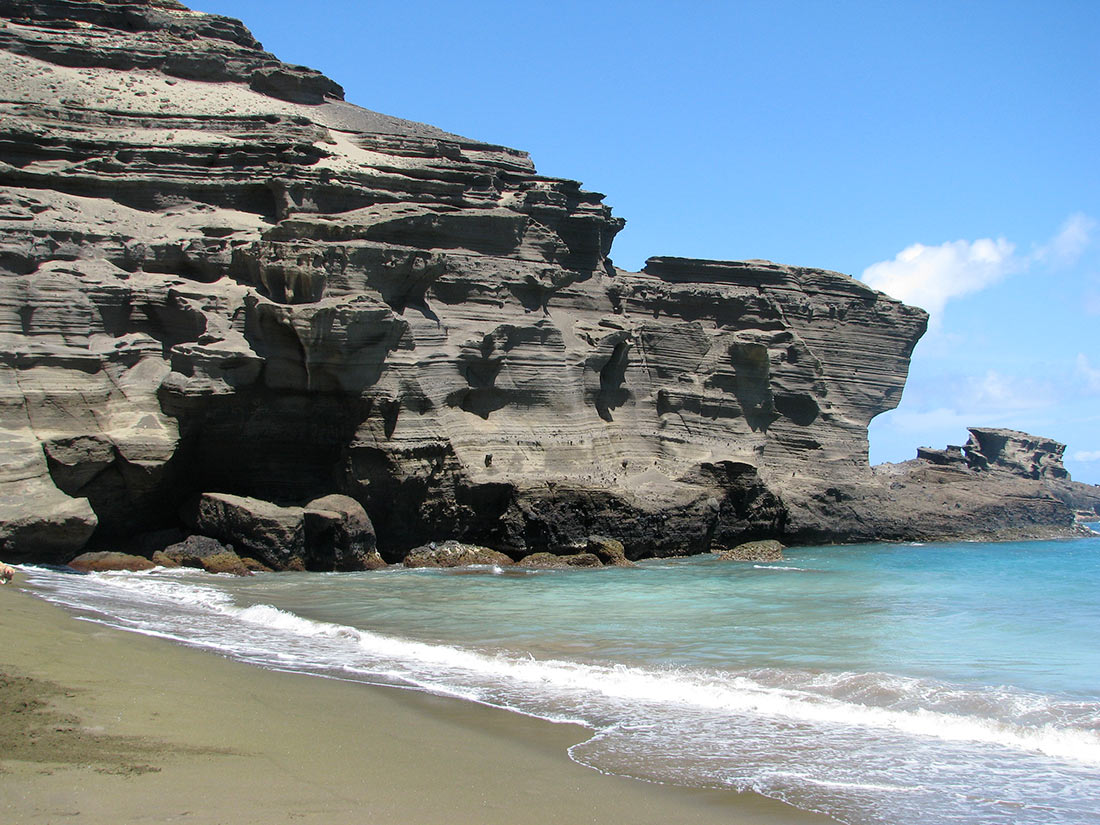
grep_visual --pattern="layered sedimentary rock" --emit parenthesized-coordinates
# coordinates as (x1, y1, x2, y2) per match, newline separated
(871, 428, 1097, 540)
(0, 1, 1089, 565)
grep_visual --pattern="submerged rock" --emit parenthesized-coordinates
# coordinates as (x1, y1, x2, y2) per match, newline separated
(153, 534, 258, 575)
(585, 535, 634, 567)
(517, 552, 603, 569)
(403, 541, 513, 569)
(67, 551, 155, 573)
(715, 540, 785, 562)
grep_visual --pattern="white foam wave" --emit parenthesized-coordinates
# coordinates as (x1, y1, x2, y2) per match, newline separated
(22, 564, 1100, 825)
(29, 567, 1100, 768)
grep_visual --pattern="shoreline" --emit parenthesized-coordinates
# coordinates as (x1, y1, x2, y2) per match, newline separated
(1, 569, 833, 825)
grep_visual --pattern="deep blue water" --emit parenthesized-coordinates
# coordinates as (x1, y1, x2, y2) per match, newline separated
(24, 529, 1100, 825)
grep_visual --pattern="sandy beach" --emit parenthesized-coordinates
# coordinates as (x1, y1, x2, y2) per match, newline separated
(0, 569, 832, 825)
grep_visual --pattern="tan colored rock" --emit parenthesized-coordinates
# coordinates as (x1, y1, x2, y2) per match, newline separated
(68, 551, 155, 572)
(197, 550, 252, 576)
(716, 540, 785, 562)
(150, 550, 181, 568)
(585, 535, 633, 567)
(403, 541, 513, 569)
(517, 552, 604, 569)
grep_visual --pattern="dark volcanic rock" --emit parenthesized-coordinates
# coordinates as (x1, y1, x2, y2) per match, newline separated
(183, 491, 381, 570)
(715, 540, 785, 562)
(0, 1, 1086, 563)
(154, 533, 231, 566)
(303, 494, 385, 571)
(188, 493, 304, 569)
(154, 533, 255, 574)
(67, 550, 155, 572)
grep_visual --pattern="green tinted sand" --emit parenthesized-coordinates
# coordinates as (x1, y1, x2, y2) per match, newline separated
(0, 572, 832, 824)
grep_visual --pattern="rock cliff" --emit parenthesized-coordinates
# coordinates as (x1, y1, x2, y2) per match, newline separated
(0, 1, 1090, 566)
(870, 428, 1098, 540)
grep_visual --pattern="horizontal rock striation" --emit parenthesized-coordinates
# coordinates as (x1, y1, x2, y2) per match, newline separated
(0, 1, 1087, 565)
(871, 428, 1095, 540)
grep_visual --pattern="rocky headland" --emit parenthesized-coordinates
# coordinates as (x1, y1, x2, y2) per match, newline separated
(1, 0, 1096, 570)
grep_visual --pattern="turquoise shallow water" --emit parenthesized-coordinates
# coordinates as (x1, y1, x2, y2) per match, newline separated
(24, 529, 1100, 825)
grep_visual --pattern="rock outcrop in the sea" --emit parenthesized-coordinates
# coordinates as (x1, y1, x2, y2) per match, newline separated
(716, 540, 785, 562)
(67, 550, 155, 572)
(0, 1, 1090, 566)
(871, 428, 1096, 540)
(403, 541, 512, 569)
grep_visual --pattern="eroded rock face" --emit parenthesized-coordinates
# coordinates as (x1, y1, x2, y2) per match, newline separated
(0, 1, 1083, 564)
(868, 428, 1095, 541)
(962, 428, 1069, 480)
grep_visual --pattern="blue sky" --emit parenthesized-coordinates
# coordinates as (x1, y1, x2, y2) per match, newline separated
(195, 1, 1100, 483)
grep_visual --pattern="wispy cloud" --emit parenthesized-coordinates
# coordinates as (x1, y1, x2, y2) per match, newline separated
(882, 370, 1057, 441)
(1085, 275, 1100, 316)
(966, 370, 1054, 411)
(1072, 450, 1100, 463)
(1032, 212, 1096, 267)
(860, 212, 1096, 323)
(861, 237, 1016, 320)
(1076, 353, 1100, 393)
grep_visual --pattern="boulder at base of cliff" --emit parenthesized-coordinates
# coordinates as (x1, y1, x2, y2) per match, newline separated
(404, 540, 513, 568)
(303, 494, 385, 571)
(585, 535, 634, 566)
(67, 551, 155, 573)
(186, 492, 382, 571)
(188, 494, 303, 569)
(716, 539, 785, 562)
(517, 552, 604, 569)
(0, 489, 98, 565)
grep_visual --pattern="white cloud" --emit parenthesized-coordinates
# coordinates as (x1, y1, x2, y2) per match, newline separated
(881, 371, 1054, 435)
(1073, 450, 1100, 462)
(965, 370, 1053, 412)
(861, 237, 1016, 320)
(883, 406, 970, 434)
(860, 212, 1096, 323)
(1033, 212, 1096, 266)
(1085, 277, 1100, 316)
(1076, 353, 1100, 393)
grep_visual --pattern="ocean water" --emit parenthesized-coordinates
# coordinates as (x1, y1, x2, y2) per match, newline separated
(23, 528, 1100, 825)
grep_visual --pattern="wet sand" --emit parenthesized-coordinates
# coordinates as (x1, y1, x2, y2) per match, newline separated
(1, 569, 834, 824)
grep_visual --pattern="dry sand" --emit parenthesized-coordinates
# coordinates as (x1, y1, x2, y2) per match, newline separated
(0, 569, 834, 824)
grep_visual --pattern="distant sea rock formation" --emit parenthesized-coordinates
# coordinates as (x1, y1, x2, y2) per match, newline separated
(872, 428, 1099, 541)
(0, 1, 1094, 566)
